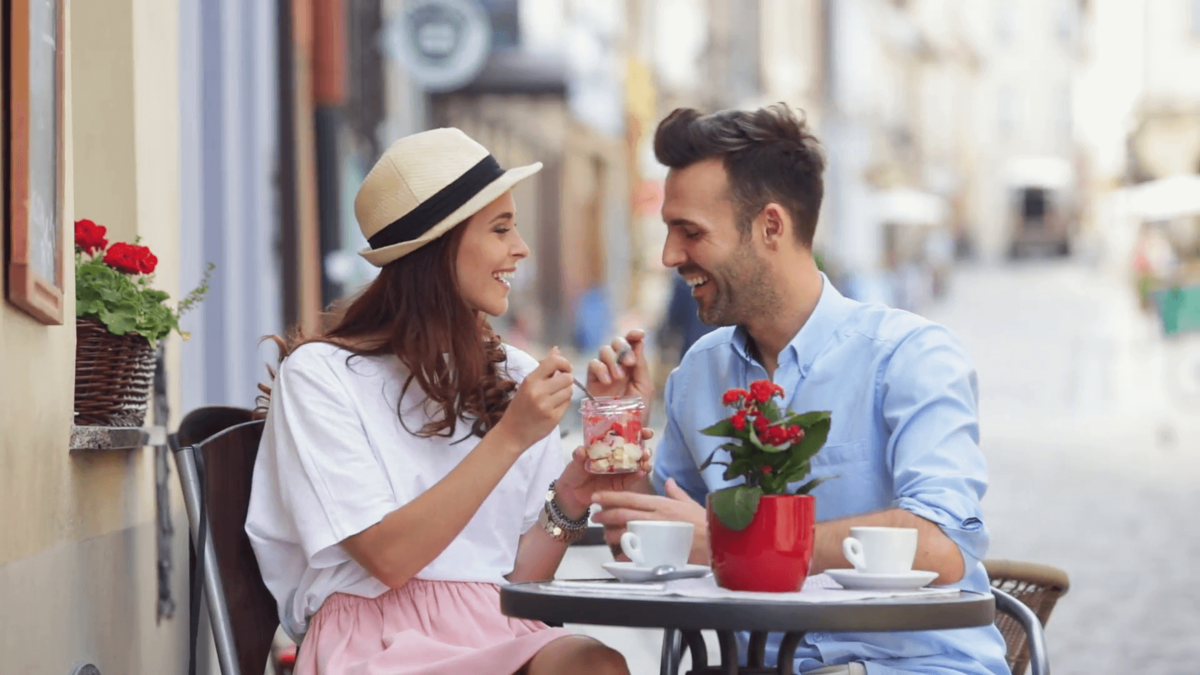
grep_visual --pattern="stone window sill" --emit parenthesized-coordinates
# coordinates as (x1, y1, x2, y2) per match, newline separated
(70, 425, 167, 451)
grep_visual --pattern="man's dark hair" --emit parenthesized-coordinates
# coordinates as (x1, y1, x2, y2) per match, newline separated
(653, 103, 826, 246)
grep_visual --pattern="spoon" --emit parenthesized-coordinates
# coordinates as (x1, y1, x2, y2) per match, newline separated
(650, 564, 678, 579)
(572, 344, 634, 402)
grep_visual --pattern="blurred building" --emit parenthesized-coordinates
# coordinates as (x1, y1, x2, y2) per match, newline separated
(1076, 0, 1200, 283)
(1125, 0, 1200, 180)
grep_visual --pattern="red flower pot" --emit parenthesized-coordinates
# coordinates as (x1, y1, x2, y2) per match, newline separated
(707, 494, 815, 592)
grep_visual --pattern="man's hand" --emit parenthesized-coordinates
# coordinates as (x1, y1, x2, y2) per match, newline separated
(591, 478, 710, 565)
(586, 329, 654, 409)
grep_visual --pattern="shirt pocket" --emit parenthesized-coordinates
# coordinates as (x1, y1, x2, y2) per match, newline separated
(811, 440, 870, 469)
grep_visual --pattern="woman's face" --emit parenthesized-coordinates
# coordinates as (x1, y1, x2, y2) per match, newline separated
(455, 191, 530, 317)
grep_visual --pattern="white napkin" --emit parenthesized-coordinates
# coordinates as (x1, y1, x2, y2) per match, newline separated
(664, 574, 960, 603)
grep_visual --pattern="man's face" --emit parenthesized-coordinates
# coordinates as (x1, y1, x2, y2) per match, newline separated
(661, 159, 775, 327)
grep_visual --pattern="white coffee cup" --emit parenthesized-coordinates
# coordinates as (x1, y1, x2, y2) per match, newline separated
(841, 526, 918, 574)
(619, 520, 694, 569)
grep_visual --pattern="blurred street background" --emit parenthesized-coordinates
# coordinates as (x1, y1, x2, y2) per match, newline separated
(9, 0, 1200, 673)
(560, 255, 1200, 675)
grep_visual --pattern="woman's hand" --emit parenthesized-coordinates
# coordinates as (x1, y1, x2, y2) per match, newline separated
(494, 348, 575, 452)
(586, 329, 655, 408)
(552, 429, 654, 519)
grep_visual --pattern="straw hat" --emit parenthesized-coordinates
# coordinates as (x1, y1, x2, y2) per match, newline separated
(354, 128, 543, 266)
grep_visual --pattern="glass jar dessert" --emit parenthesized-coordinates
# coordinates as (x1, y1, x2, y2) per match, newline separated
(580, 396, 646, 474)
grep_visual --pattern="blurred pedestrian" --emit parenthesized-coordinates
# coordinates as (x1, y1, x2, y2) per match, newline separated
(656, 274, 715, 366)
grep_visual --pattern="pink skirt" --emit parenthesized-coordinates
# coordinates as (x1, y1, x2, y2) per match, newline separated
(296, 579, 573, 675)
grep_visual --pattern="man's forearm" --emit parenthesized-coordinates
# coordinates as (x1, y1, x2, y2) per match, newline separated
(811, 508, 965, 585)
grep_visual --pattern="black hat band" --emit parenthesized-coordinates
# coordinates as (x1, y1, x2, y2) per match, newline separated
(368, 155, 505, 250)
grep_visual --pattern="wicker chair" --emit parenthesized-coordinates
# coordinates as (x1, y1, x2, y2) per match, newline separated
(984, 559, 1070, 675)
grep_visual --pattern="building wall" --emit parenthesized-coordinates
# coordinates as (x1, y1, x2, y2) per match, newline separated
(957, 0, 1082, 260)
(0, 1, 190, 672)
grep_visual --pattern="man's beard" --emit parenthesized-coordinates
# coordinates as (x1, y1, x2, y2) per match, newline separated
(687, 247, 777, 327)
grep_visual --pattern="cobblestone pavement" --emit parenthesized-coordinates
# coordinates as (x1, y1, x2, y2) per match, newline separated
(927, 260, 1200, 675)
(560, 258, 1200, 674)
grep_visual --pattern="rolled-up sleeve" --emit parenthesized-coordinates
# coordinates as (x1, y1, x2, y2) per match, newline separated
(651, 369, 709, 502)
(879, 325, 989, 565)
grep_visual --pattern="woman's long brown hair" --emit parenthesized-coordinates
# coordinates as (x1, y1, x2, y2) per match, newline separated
(256, 222, 516, 439)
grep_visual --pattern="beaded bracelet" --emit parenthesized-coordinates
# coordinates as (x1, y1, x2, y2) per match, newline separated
(545, 479, 590, 530)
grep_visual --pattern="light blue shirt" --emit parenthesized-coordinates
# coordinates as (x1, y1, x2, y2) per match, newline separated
(651, 275, 1010, 675)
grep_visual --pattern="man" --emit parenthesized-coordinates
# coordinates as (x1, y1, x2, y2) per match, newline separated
(586, 105, 1009, 675)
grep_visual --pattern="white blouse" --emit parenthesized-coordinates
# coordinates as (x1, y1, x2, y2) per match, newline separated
(245, 341, 564, 639)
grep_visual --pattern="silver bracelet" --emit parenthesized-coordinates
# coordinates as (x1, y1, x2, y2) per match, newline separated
(545, 480, 590, 530)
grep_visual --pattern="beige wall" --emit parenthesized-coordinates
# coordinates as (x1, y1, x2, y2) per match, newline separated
(0, 0, 189, 671)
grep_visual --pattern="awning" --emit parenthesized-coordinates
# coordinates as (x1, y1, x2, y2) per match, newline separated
(874, 187, 949, 227)
(1129, 174, 1200, 220)
(1004, 157, 1074, 189)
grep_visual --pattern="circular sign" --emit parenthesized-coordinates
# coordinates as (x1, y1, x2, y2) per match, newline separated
(384, 0, 492, 93)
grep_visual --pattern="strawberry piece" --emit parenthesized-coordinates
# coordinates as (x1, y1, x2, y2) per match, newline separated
(623, 418, 642, 443)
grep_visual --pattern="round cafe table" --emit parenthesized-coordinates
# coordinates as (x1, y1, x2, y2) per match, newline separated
(500, 580, 995, 675)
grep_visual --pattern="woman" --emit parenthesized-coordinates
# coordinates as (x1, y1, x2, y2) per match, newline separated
(247, 129, 650, 675)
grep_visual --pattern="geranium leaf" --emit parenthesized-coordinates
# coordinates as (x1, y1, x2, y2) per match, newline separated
(701, 442, 742, 470)
(759, 398, 781, 420)
(723, 457, 756, 481)
(793, 475, 836, 495)
(103, 311, 138, 336)
(787, 416, 831, 465)
(710, 485, 762, 531)
(775, 459, 809, 484)
(701, 419, 738, 437)
(785, 410, 832, 427)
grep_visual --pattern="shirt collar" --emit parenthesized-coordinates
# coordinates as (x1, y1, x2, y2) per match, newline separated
(731, 273, 857, 375)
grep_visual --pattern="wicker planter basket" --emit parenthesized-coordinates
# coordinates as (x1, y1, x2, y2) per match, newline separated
(74, 318, 157, 427)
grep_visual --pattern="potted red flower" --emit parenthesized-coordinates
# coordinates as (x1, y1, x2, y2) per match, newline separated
(700, 380, 833, 591)
(73, 219, 212, 426)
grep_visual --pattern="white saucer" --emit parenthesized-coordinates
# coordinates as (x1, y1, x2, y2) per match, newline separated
(825, 569, 939, 591)
(602, 562, 712, 583)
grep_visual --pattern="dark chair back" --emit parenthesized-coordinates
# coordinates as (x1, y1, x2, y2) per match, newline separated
(175, 406, 255, 449)
(176, 407, 278, 675)
(985, 559, 1070, 675)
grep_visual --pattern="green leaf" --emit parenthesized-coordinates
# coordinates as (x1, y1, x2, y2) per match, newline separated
(785, 416, 831, 466)
(775, 460, 810, 486)
(701, 442, 745, 470)
(74, 247, 212, 346)
(793, 475, 836, 495)
(710, 485, 762, 531)
(700, 419, 738, 438)
(759, 398, 782, 420)
(723, 457, 756, 481)
(103, 310, 138, 336)
(784, 410, 832, 427)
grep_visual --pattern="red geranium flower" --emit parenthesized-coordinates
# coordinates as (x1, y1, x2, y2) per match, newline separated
(74, 219, 108, 255)
(753, 414, 769, 434)
(136, 247, 158, 274)
(722, 388, 748, 406)
(749, 380, 781, 404)
(104, 242, 157, 275)
(731, 410, 748, 430)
